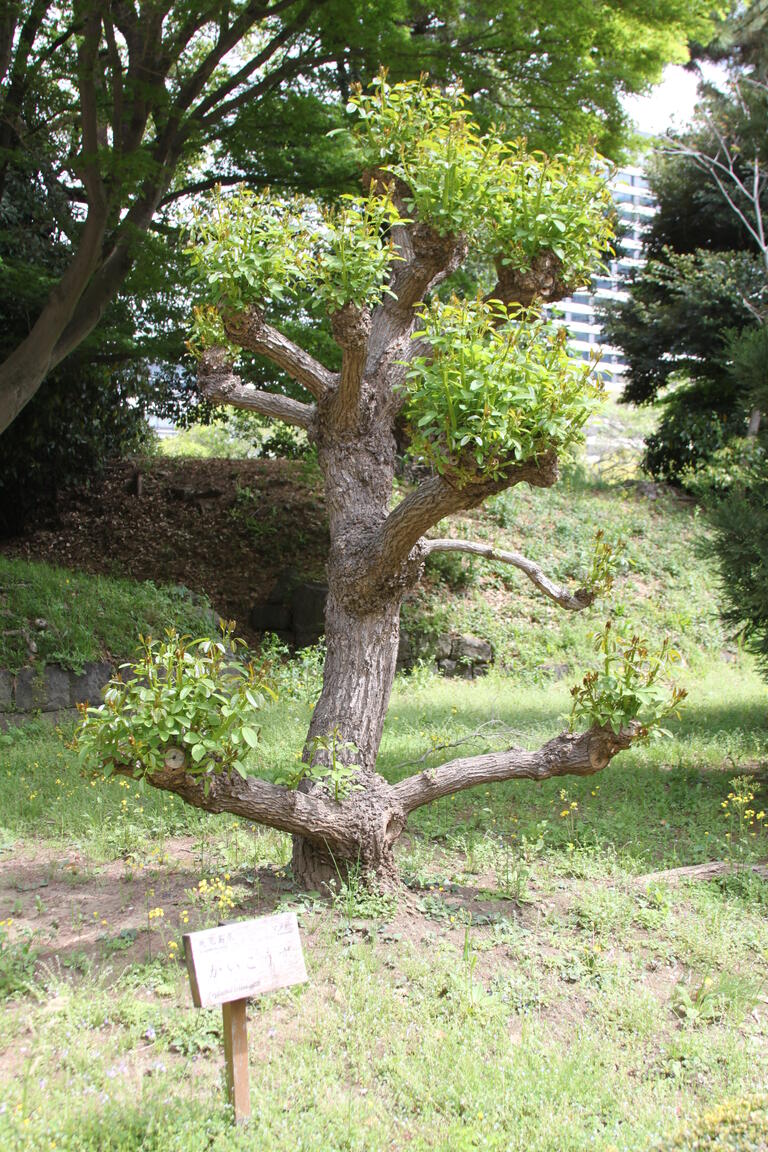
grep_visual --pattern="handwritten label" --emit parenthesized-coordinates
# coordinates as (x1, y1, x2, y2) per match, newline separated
(183, 912, 307, 1008)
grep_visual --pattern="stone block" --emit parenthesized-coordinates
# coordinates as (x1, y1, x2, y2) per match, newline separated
(295, 630, 323, 651)
(0, 669, 11, 712)
(13, 667, 46, 711)
(541, 662, 570, 681)
(70, 661, 114, 706)
(43, 665, 71, 711)
(267, 568, 302, 605)
(250, 602, 292, 633)
(437, 658, 458, 677)
(396, 630, 413, 669)
(291, 582, 327, 645)
(434, 633, 453, 661)
(451, 634, 493, 665)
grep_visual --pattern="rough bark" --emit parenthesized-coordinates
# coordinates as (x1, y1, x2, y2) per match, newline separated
(198, 347, 317, 429)
(392, 724, 640, 814)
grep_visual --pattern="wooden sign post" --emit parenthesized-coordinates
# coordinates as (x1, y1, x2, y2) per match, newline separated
(183, 912, 307, 1124)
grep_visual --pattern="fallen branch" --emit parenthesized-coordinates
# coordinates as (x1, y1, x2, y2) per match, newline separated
(633, 860, 768, 887)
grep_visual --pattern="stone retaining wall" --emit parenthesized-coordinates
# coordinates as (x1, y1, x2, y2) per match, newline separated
(0, 612, 496, 730)
(251, 571, 495, 679)
(0, 661, 114, 729)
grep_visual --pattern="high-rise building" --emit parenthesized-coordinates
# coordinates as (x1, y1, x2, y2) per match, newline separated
(553, 164, 655, 389)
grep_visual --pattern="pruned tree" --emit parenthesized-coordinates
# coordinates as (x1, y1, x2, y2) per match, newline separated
(78, 79, 684, 889)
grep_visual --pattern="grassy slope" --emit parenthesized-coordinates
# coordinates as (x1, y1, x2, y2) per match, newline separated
(0, 418, 767, 1151)
(0, 556, 216, 673)
(405, 463, 725, 679)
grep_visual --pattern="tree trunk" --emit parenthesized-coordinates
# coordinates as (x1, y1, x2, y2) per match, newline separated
(290, 568, 407, 889)
(290, 373, 411, 890)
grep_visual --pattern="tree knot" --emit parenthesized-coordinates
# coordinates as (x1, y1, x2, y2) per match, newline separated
(331, 302, 372, 350)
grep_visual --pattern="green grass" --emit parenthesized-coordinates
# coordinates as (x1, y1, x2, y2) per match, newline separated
(0, 655, 766, 1150)
(1, 410, 767, 1151)
(0, 556, 217, 672)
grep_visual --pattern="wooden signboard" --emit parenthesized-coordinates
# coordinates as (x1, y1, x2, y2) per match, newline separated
(183, 912, 307, 1123)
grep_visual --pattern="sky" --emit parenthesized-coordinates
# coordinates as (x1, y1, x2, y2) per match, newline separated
(622, 61, 727, 136)
(623, 65, 699, 135)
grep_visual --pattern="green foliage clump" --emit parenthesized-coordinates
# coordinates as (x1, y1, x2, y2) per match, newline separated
(187, 188, 404, 324)
(402, 297, 602, 482)
(707, 469, 768, 676)
(277, 726, 363, 801)
(570, 623, 687, 737)
(653, 1095, 768, 1151)
(76, 631, 273, 783)
(187, 76, 614, 330)
(348, 75, 615, 280)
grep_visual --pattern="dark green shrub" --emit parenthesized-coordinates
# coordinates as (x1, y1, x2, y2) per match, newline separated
(424, 549, 477, 591)
(643, 392, 746, 483)
(708, 472, 768, 676)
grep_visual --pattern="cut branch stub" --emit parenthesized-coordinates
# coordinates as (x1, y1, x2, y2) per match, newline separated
(488, 251, 572, 309)
(330, 303, 371, 428)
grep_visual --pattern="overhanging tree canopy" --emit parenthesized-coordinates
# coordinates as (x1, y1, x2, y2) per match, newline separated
(0, 0, 719, 437)
(79, 79, 684, 888)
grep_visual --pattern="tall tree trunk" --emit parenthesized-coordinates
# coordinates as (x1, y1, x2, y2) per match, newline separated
(290, 372, 411, 889)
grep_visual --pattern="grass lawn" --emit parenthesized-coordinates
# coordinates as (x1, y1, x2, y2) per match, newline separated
(0, 420, 767, 1150)
(0, 658, 766, 1151)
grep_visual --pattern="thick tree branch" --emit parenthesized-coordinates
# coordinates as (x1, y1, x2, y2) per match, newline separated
(425, 538, 594, 610)
(373, 451, 559, 573)
(199, 347, 316, 429)
(0, 199, 108, 433)
(190, 3, 312, 122)
(223, 308, 336, 399)
(393, 724, 639, 814)
(329, 303, 370, 428)
(363, 169, 469, 369)
(114, 753, 361, 851)
(198, 49, 334, 130)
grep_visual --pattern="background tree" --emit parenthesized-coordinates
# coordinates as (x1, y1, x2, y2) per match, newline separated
(603, 6, 768, 682)
(0, 0, 719, 438)
(79, 79, 683, 889)
(602, 10, 768, 481)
